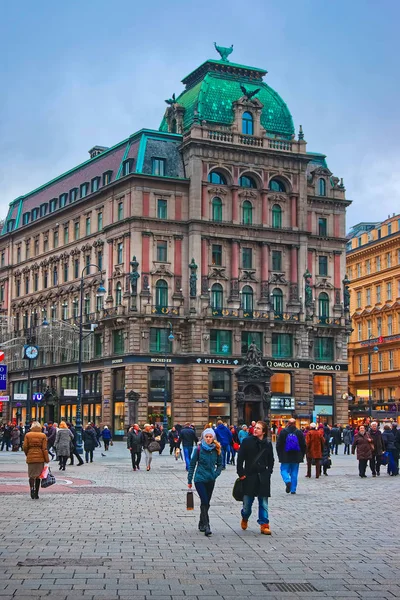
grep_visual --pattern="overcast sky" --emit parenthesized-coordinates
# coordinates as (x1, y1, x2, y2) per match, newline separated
(1, 0, 399, 229)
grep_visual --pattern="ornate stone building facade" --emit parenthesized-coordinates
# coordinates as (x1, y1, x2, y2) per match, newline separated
(0, 47, 351, 435)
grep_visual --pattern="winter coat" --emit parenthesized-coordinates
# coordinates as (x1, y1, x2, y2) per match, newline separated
(127, 430, 143, 452)
(352, 433, 373, 460)
(369, 429, 384, 455)
(11, 428, 21, 445)
(342, 427, 353, 445)
(237, 435, 275, 498)
(141, 430, 155, 449)
(55, 428, 74, 457)
(215, 424, 233, 447)
(168, 430, 180, 446)
(306, 429, 325, 459)
(23, 426, 49, 464)
(382, 430, 396, 452)
(179, 427, 197, 448)
(101, 428, 112, 441)
(276, 425, 306, 464)
(188, 443, 222, 484)
(238, 429, 249, 444)
(47, 426, 57, 447)
(82, 427, 98, 451)
(330, 427, 342, 444)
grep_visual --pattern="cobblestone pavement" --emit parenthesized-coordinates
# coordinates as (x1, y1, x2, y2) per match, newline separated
(0, 442, 400, 600)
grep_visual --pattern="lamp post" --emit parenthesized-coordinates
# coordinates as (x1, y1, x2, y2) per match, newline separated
(367, 335, 379, 418)
(25, 314, 48, 425)
(76, 265, 106, 455)
(163, 321, 174, 431)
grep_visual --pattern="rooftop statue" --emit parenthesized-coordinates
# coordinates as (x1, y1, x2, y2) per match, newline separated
(240, 85, 261, 102)
(214, 42, 233, 62)
(165, 93, 176, 105)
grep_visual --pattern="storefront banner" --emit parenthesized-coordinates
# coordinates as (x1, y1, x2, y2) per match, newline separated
(271, 396, 295, 410)
(314, 404, 333, 416)
(14, 393, 27, 400)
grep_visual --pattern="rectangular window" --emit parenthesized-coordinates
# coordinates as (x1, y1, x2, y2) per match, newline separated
(60, 194, 68, 208)
(85, 216, 91, 236)
(33, 273, 38, 292)
(74, 221, 80, 240)
(318, 217, 327, 236)
(43, 237, 48, 252)
(16, 279, 20, 297)
(17, 246, 21, 262)
(378, 229, 382, 239)
(357, 263, 361, 277)
(272, 250, 282, 271)
(272, 333, 293, 358)
(367, 321, 372, 338)
(123, 160, 132, 176)
(80, 183, 89, 198)
(358, 355, 363, 374)
(25, 278, 29, 295)
(113, 330, 125, 355)
(117, 202, 124, 220)
(64, 225, 69, 244)
(149, 328, 173, 353)
(366, 259, 371, 274)
(398, 249, 400, 265)
(74, 259, 79, 279)
(1, 252, 4, 267)
(357, 291, 362, 308)
(117, 242, 123, 264)
(94, 334, 103, 357)
(53, 230, 59, 248)
(387, 314, 392, 336)
(43, 271, 48, 289)
(156, 241, 167, 262)
(40, 203, 48, 217)
(53, 267, 58, 286)
(152, 157, 166, 176)
(318, 256, 328, 276)
(91, 178, 100, 193)
(210, 329, 232, 355)
(97, 251, 103, 271)
(242, 248, 253, 269)
(376, 256, 381, 272)
(357, 323, 362, 341)
(212, 244, 222, 266)
(70, 188, 78, 203)
(377, 317, 382, 336)
(388, 223, 392, 235)
(387, 252, 392, 268)
(389, 350, 394, 370)
(97, 211, 103, 231)
(0, 285, 3, 302)
(366, 288, 371, 305)
(157, 199, 167, 219)
(63, 262, 69, 282)
(25, 241, 30, 260)
(378, 352, 383, 372)
(85, 255, 90, 272)
(376, 285, 381, 303)
(387, 282, 392, 300)
(241, 332, 262, 355)
(23, 213, 30, 225)
(103, 171, 112, 186)
(49, 198, 57, 212)
(314, 337, 334, 361)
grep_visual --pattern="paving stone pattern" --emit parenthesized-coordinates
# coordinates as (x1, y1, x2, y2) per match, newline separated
(0, 443, 399, 599)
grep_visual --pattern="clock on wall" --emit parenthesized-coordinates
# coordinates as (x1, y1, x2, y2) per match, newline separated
(23, 345, 39, 360)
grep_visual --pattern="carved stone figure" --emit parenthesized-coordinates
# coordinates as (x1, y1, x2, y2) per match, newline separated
(214, 42, 233, 62)
(343, 275, 350, 310)
(246, 341, 262, 366)
(129, 256, 140, 295)
(189, 258, 198, 298)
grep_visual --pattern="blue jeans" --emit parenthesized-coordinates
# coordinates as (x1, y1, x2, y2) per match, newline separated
(221, 445, 229, 468)
(387, 451, 398, 475)
(280, 463, 299, 493)
(183, 446, 192, 470)
(195, 481, 215, 506)
(241, 495, 269, 525)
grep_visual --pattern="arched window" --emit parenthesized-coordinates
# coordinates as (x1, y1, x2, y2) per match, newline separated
(269, 179, 286, 193)
(242, 112, 254, 135)
(242, 285, 254, 313)
(115, 282, 122, 306)
(208, 171, 226, 185)
(318, 292, 329, 322)
(239, 175, 256, 188)
(155, 279, 168, 309)
(212, 197, 223, 222)
(211, 283, 223, 311)
(272, 204, 282, 228)
(318, 178, 326, 196)
(271, 288, 283, 316)
(242, 200, 253, 225)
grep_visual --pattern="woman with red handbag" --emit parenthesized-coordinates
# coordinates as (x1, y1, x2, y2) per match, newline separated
(230, 426, 240, 465)
(23, 421, 49, 499)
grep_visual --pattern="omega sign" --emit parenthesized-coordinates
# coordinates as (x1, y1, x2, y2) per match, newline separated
(266, 360, 347, 371)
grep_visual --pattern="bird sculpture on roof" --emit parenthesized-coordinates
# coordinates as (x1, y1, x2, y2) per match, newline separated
(214, 42, 233, 62)
(165, 93, 176, 105)
(240, 85, 261, 101)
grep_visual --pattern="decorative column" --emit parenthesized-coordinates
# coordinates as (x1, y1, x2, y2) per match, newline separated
(334, 251, 342, 307)
(124, 232, 131, 294)
(141, 233, 151, 294)
(260, 243, 269, 302)
(229, 240, 239, 301)
(173, 236, 183, 297)
(334, 214, 340, 238)
(175, 195, 182, 221)
(261, 191, 268, 226)
(201, 238, 208, 295)
(142, 191, 150, 217)
(106, 239, 114, 301)
(125, 190, 132, 218)
(291, 195, 298, 228)
(231, 187, 239, 224)
(201, 185, 208, 219)
(289, 246, 299, 304)
(307, 250, 314, 275)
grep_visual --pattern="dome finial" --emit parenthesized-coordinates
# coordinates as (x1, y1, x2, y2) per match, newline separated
(214, 42, 233, 62)
(298, 125, 304, 140)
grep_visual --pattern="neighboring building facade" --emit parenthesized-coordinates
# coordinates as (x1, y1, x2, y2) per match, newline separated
(347, 214, 400, 424)
(0, 47, 351, 435)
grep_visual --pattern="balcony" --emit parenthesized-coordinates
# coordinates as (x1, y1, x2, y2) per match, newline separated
(151, 305, 180, 317)
(317, 317, 341, 326)
(102, 306, 126, 319)
(273, 312, 300, 322)
(210, 307, 240, 318)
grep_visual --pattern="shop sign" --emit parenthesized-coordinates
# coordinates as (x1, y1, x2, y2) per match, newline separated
(266, 360, 348, 371)
(0, 365, 7, 391)
(150, 357, 172, 363)
(196, 357, 239, 365)
(64, 389, 78, 397)
(270, 396, 295, 410)
(195, 399, 206, 403)
(314, 404, 333, 416)
(0, 395, 9, 402)
(14, 393, 27, 400)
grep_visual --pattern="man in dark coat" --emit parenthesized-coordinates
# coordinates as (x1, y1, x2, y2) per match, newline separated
(276, 418, 306, 494)
(127, 424, 143, 470)
(237, 421, 274, 535)
(67, 423, 84, 466)
(369, 421, 384, 476)
(46, 422, 57, 459)
(179, 423, 198, 471)
(330, 424, 342, 455)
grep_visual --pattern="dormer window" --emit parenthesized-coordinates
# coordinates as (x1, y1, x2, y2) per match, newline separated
(40, 203, 48, 217)
(242, 111, 254, 135)
(49, 198, 58, 212)
(208, 171, 226, 185)
(91, 177, 100, 193)
(31, 208, 39, 221)
(6, 220, 15, 232)
(318, 178, 326, 196)
(22, 213, 30, 225)
(123, 159, 134, 176)
(80, 183, 89, 198)
(103, 170, 112, 186)
(239, 175, 256, 188)
(152, 157, 166, 176)
(70, 188, 78, 203)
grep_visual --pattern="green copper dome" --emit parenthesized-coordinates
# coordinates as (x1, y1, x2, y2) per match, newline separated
(160, 57, 295, 139)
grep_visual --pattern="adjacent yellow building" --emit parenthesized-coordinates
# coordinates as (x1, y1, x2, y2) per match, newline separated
(347, 215, 400, 424)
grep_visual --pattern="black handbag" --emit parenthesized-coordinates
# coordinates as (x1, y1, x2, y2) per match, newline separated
(148, 440, 161, 453)
(41, 468, 56, 488)
(232, 477, 244, 501)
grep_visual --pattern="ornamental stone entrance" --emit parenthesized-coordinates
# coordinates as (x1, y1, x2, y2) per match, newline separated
(235, 343, 273, 426)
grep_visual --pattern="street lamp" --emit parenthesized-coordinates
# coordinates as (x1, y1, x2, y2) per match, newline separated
(25, 314, 49, 425)
(163, 321, 174, 431)
(367, 335, 379, 418)
(76, 265, 106, 454)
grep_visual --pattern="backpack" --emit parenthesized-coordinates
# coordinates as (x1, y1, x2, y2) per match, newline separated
(284, 432, 301, 452)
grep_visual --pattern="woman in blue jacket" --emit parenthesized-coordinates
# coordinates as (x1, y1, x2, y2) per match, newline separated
(188, 428, 222, 536)
(101, 426, 112, 451)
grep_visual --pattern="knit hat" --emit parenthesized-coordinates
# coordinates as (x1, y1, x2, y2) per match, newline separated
(203, 428, 216, 439)
(310, 422, 317, 429)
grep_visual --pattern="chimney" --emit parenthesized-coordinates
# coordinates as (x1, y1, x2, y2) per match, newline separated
(89, 146, 108, 159)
